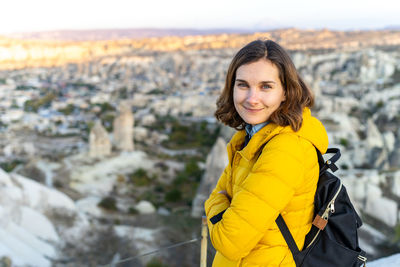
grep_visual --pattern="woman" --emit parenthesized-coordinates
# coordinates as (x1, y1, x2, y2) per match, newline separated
(204, 40, 329, 266)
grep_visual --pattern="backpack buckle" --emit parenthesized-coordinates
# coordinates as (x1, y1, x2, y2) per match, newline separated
(358, 255, 367, 266)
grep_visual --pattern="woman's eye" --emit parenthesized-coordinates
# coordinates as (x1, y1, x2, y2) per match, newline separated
(238, 83, 248, 87)
(261, 84, 271, 89)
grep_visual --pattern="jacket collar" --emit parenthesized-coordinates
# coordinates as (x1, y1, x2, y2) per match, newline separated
(245, 121, 270, 139)
(228, 122, 283, 162)
(226, 107, 329, 162)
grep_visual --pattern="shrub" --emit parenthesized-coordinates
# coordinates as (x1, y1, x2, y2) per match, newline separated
(154, 184, 165, 193)
(116, 174, 125, 183)
(173, 159, 203, 185)
(183, 159, 202, 181)
(58, 104, 76, 115)
(101, 113, 115, 132)
(394, 223, 400, 243)
(0, 159, 25, 172)
(24, 92, 56, 112)
(341, 164, 349, 170)
(376, 100, 384, 109)
(165, 188, 182, 202)
(159, 118, 220, 151)
(139, 190, 158, 205)
(146, 258, 168, 267)
(129, 168, 152, 186)
(128, 207, 139, 215)
(339, 138, 349, 148)
(98, 196, 118, 211)
(147, 88, 164, 95)
(155, 161, 169, 171)
(53, 180, 64, 188)
(119, 87, 128, 98)
(98, 102, 115, 113)
(16, 85, 36, 90)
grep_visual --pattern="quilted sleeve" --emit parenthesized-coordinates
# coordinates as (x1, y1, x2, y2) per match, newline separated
(204, 164, 232, 231)
(208, 134, 306, 261)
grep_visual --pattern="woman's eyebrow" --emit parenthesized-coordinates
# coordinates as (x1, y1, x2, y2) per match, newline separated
(235, 79, 276, 84)
(259, 80, 276, 84)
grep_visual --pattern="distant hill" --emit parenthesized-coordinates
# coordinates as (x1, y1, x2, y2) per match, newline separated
(1, 28, 400, 70)
(5, 28, 255, 41)
(384, 25, 400, 30)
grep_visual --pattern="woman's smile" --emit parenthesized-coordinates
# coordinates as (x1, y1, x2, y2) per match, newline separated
(244, 107, 264, 112)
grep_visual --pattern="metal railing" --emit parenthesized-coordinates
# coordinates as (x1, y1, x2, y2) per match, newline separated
(97, 216, 209, 267)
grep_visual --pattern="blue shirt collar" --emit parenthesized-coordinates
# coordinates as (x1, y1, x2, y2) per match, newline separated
(245, 121, 269, 139)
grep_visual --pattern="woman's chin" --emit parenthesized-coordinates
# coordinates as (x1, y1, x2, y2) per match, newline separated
(244, 119, 265, 125)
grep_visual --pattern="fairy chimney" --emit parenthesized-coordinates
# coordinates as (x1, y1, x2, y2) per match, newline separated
(89, 120, 111, 157)
(191, 137, 228, 217)
(113, 101, 134, 151)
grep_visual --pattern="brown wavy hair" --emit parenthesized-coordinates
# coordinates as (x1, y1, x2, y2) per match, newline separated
(215, 39, 314, 131)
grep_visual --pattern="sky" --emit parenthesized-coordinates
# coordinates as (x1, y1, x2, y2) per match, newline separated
(0, 0, 399, 34)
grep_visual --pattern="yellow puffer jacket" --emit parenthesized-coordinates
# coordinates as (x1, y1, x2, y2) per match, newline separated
(204, 108, 329, 267)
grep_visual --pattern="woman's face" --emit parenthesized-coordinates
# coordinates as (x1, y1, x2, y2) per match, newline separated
(233, 59, 286, 126)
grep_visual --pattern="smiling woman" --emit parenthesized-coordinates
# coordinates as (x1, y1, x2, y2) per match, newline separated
(233, 59, 286, 126)
(215, 40, 314, 132)
(205, 40, 329, 267)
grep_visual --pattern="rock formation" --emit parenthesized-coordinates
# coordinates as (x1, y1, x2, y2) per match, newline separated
(113, 101, 134, 151)
(389, 129, 400, 169)
(191, 137, 228, 217)
(89, 120, 111, 158)
(366, 119, 384, 149)
(0, 168, 76, 266)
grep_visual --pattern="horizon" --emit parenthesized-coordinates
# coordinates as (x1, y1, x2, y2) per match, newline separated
(1, 0, 400, 35)
(3, 25, 400, 35)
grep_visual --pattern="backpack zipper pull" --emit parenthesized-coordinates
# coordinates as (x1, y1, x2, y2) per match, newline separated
(328, 182, 343, 215)
(330, 201, 335, 214)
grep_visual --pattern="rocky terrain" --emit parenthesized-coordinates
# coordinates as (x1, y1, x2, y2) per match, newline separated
(0, 29, 400, 266)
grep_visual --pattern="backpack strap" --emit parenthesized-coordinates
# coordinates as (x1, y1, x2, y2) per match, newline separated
(275, 214, 300, 255)
(257, 136, 301, 256)
(276, 147, 341, 257)
(316, 147, 324, 171)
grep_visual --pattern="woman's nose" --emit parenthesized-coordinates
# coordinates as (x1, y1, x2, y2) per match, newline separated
(246, 88, 260, 104)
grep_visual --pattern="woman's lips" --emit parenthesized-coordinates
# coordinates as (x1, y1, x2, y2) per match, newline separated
(244, 107, 263, 113)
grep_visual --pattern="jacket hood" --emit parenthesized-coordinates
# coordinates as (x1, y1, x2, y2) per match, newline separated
(280, 107, 329, 154)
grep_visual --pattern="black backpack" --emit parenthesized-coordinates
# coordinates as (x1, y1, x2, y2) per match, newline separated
(275, 148, 367, 267)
